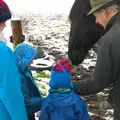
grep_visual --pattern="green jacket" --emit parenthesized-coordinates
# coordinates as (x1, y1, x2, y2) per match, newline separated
(74, 12, 120, 114)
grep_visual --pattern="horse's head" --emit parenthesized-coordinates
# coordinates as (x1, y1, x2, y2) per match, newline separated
(68, 0, 104, 65)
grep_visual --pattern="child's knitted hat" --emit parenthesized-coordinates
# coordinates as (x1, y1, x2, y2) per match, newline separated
(0, 0, 11, 22)
(14, 43, 38, 70)
(49, 59, 73, 89)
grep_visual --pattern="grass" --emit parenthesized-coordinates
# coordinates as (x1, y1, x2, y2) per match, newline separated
(33, 71, 50, 79)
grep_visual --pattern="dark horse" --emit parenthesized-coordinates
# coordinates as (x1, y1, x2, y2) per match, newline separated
(68, 0, 104, 65)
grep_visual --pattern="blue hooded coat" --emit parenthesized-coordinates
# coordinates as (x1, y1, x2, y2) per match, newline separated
(0, 42, 27, 120)
(14, 43, 41, 116)
(39, 89, 90, 120)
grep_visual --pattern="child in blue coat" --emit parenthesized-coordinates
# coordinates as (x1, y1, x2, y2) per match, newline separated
(14, 43, 41, 120)
(39, 59, 90, 120)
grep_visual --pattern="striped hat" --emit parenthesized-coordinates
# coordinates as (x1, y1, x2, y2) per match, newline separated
(0, 0, 11, 22)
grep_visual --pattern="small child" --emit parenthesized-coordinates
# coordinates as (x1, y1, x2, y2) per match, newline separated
(14, 43, 41, 120)
(39, 59, 90, 120)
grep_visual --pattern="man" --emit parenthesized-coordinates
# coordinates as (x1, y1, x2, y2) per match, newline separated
(0, 0, 27, 119)
(73, 0, 120, 119)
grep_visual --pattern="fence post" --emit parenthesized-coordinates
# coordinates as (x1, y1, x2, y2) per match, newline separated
(11, 18, 23, 48)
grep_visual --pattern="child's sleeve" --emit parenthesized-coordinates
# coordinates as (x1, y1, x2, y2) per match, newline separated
(75, 95, 91, 120)
(39, 109, 49, 120)
(39, 98, 52, 120)
(79, 103, 90, 120)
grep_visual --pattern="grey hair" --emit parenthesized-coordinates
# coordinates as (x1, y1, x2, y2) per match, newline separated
(94, 4, 119, 15)
(106, 4, 119, 12)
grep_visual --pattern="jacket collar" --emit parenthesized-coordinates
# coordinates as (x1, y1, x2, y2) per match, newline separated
(0, 32, 7, 44)
(104, 12, 120, 33)
(49, 88, 72, 94)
